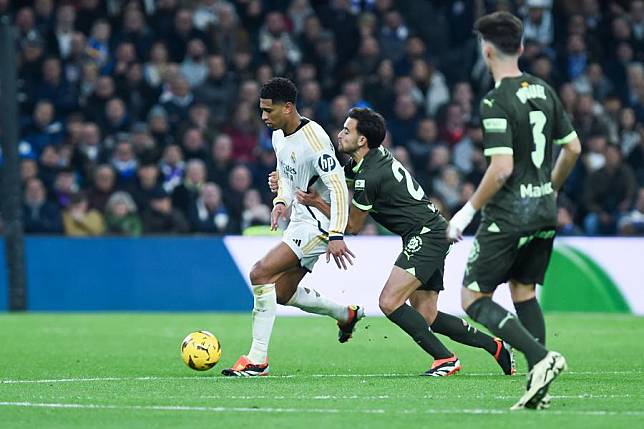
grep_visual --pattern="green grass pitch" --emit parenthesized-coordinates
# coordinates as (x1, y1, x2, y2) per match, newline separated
(0, 313, 642, 428)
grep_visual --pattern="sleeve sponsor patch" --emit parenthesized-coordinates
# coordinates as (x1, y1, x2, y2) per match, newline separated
(482, 118, 508, 133)
(354, 179, 365, 190)
(317, 154, 337, 172)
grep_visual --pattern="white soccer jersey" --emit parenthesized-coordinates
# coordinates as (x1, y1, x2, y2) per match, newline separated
(272, 119, 348, 239)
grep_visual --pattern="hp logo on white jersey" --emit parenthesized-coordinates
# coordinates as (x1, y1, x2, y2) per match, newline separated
(318, 154, 337, 172)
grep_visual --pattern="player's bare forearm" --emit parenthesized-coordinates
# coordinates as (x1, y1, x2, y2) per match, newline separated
(469, 154, 513, 210)
(551, 137, 581, 190)
(346, 206, 368, 234)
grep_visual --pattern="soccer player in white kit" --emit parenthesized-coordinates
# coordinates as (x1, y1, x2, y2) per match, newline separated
(222, 78, 364, 377)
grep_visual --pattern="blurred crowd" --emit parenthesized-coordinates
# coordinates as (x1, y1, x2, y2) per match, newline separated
(0, 0, 642, 237)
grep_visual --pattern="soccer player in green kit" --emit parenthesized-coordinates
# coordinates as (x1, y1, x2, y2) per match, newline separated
(447, 12, 581, 409)
(275, 107, 516, 377)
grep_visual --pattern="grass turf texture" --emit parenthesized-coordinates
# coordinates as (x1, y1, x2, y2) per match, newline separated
(0, 313, 642, 428)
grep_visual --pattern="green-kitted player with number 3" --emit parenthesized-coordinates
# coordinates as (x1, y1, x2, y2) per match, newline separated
(446, 12, 581, 410)
(284, 107, 515, 378)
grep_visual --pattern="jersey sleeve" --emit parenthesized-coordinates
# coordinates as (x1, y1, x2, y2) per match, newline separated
(551, 94, 578, 146)
(271, 134, 293, 207)
(480, 99, 514, 157)
(351, 171, 377, 212)
(308, 128, 349, 239)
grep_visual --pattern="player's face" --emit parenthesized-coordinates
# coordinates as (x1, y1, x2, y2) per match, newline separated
(337, 117, 362, 154)
(259, 98, 288, 131)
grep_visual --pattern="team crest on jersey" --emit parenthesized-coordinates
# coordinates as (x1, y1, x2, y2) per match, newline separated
(318, 154, 336, 172)
(403, 236, 423, 260)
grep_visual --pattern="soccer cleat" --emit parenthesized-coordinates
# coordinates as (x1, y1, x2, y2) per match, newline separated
(533, 394, 552, 410)
(493, 338, 516, 375)
(221, 355, 269, 377)
(511, 351, 567, 410)
(422, 355, 461, 377)
(337, 305, 365, 343)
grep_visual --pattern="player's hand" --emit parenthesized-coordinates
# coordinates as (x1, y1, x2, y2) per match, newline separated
(295, 189, 321, 207)
(268, 171, 279, 193)
(326, 239, 355, 270)
(447, 201, 477, 242)
(271, 203, 287, 230)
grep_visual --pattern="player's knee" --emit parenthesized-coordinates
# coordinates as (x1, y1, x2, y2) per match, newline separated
(250, 261, 271, 285)
(424, 306, 438, 325)
(378, 293, 401, 316)
(461, 288, 480, 313)
(509, 281, 536, 302)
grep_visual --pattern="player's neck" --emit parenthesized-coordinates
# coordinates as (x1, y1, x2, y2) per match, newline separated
(351, 146, 370, 164)
(491, 61, 522, 86)
(282, 113, 303, 135)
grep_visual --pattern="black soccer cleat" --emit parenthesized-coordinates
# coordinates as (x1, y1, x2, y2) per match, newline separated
(422, 355, 461, 377)
(493, 338, 516, 375)
(221, 355, 269, 377)
(337, 305, 365, 343)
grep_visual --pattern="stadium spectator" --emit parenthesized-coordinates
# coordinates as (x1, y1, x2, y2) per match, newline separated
(23, 100, 63, 157)
(224, 164, 253, 233)
(188, 182, 230, 234)
(4, 0, 641, 236)
(62, 192, 105, 236)
(132, 162, 163, 214)
(159, 144, 185, 192)
(618, 187, 644, 235)
(87, 164, 116, 213)
(172, 158, 207, 217)
(194, 55, 236, 126)
(20, 159, 39, 185)
(104, 191, 143, 237)
(142, 188, 190, 234)
(22, 177, 63, 234)
(584, 144, 638, 235)
(51, 168, 78, 209)
(110, 140, 138, 188)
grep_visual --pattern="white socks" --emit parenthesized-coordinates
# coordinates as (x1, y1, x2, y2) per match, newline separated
(247, 283, 276, 364)
(286, 286, 348, 322)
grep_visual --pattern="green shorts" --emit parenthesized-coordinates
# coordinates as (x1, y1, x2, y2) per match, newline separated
(463, 223, 556, 293)
(395, 222, 450, 292)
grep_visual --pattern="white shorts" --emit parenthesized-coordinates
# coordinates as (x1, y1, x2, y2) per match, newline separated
(282, 221, 329, 272)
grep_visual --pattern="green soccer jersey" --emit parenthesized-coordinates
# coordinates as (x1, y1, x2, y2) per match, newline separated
(348, 146, 443, 237)
(479, 73, 577, 232)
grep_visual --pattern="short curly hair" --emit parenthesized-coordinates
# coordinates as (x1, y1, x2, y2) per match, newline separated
(347, 107, 386, 149)
(260, 77, 298, 104)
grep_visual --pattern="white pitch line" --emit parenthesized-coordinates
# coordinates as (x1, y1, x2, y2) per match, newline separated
(1, 370, 642, 385)
(0, 402, 643, 417)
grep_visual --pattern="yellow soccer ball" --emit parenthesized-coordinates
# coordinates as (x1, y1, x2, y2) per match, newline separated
(180, 330, 222, 371)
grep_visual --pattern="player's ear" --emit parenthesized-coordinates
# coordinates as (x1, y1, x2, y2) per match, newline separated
(284, 102, 294, 115)
(484, 43, 493, 60)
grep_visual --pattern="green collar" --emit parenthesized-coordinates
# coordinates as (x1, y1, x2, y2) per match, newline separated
(351, 158, 364, 173)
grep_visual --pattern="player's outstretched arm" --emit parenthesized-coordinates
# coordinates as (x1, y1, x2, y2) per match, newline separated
(551, 136, 581, 191)
(447, 154, 513, 241)
(295, 190, 367, 234)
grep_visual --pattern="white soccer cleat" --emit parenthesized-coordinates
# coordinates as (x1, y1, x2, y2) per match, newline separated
(511, 351, 567, 410)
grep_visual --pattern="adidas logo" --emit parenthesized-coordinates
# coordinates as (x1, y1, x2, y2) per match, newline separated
(292, 238, 302, 246)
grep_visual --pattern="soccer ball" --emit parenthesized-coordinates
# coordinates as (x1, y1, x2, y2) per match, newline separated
(180, 330, 222, 371)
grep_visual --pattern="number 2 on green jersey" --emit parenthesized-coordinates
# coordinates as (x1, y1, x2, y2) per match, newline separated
(392, 159, 424, 200)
